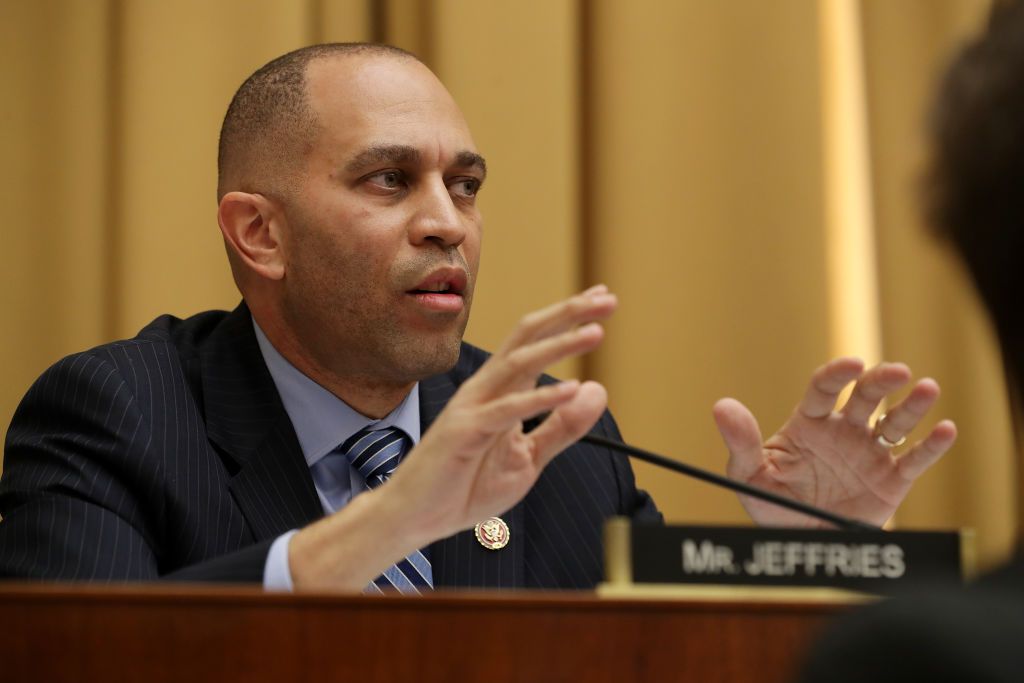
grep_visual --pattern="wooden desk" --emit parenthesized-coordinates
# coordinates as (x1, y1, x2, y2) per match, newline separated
(0, 584, 847, 682)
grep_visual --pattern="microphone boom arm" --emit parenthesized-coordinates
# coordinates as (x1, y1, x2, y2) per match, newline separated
(581, 433, 879, 532)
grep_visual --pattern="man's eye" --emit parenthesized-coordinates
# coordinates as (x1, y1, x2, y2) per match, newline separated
(367, 170, 404, 189)
(450, 178, 481, 198)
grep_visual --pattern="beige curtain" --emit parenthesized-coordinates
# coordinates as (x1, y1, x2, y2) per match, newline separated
(2, 0, 1013, 567)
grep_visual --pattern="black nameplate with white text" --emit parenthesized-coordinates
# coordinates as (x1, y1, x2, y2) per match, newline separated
(629, 524, 963, 593)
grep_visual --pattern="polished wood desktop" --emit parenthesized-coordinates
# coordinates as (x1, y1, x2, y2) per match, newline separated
(0, 584, 848, 682)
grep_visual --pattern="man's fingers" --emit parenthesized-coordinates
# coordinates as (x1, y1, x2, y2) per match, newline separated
(713, 398, 765, 481)
(871, 378, 941, 448)
(472, 380, 582, 436)
(840, 362, 912, 425)
(798, 357, 865, 419)
(459, 288, 615, 404)
(466, 323, 605, 401)
(527, 381, 608, 467)
(496, 288, 616, 355)
(895, 420, 958, 481)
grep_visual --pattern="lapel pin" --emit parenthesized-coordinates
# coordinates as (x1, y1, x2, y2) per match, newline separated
(474, 516, 510, 550)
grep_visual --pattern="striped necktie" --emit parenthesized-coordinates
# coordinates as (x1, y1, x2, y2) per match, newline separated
(340, 426, 434, 594)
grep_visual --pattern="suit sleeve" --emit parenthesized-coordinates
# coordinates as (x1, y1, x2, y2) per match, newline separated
(592, 410, 663, 523)
(0, 351, 269, 583)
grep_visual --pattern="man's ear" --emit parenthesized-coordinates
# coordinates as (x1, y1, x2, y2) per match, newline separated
(218, 191, 286, 281)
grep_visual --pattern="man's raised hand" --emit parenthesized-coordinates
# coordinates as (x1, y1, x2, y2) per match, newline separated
(388, 285, 617, 540)
(712, 357, 957, 527)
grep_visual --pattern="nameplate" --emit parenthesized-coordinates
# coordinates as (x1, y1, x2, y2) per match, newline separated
(604, 520, 967, 594)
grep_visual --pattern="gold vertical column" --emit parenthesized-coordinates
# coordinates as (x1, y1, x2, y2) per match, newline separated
(1, 0, 113, 463)
(818, 0, 882, 366)
(114, 0, 314, 337)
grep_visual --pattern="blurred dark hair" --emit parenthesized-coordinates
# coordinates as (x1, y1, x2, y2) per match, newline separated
(926, 0, 1024, 402)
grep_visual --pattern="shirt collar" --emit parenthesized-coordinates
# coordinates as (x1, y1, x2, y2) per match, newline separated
(252, 318, 421, 468)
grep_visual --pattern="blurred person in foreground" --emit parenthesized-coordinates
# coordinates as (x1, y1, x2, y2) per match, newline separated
(0, 44, 954, 590)
(798, 2, 1024, 681)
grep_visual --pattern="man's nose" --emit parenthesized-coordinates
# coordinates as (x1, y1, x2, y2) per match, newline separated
(408, 179, 467, 248)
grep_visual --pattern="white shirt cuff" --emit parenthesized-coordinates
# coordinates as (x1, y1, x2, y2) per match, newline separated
(263, 529, 300, 591)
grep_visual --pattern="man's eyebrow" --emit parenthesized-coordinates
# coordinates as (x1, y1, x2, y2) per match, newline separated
(344, 145, 487, 179)
(454, 151, 487, 179)
(345, 145, 420, 173)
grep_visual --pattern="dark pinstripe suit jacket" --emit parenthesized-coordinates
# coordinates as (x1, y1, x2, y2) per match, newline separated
(1, 303, 660, 586)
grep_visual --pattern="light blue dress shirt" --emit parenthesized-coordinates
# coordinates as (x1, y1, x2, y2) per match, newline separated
(252, 319, 422, 590)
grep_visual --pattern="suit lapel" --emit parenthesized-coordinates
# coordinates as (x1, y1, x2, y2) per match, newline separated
(200, 303, 323, 542)
(420, 346, 525, 589)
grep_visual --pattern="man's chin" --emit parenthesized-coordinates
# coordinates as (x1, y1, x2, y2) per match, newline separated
(417, 339, 464, 378)
(389, 334, 464, 383)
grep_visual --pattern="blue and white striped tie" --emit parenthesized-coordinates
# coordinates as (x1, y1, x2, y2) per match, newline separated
(340, 426, 433, 594)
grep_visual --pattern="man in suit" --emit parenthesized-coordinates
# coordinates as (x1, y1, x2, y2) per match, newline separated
(0, 44, 955, 590)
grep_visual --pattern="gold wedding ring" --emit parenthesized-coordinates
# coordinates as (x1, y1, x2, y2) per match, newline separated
(873, 412, 907, 449)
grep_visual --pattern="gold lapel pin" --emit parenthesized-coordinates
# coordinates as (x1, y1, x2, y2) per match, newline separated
(474, 516, 510, 550)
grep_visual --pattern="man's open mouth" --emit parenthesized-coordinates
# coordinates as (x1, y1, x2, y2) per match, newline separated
(408, 268, 468, 297)
(410, 282, 456, 294)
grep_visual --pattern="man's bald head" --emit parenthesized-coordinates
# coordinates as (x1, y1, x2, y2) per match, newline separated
(216, 43, 419, 201)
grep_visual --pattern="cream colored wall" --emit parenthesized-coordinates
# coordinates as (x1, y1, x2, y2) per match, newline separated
(1, 0, 1012, 566)
(3, 1, 111, 432)
(587, 0, 832, 528)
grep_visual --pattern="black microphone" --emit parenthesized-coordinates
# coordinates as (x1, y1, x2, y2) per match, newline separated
(580, 433, 880, 532)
